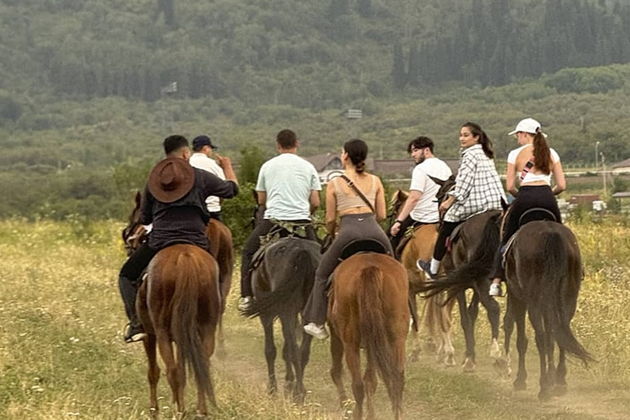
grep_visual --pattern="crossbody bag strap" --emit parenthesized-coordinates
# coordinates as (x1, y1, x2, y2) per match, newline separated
(340, 174, 375, 213)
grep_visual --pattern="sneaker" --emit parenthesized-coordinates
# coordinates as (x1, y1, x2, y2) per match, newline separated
(489, 283, 503, 297)
(238, 296, 253, 312)
(303, 322, 329, 340)
(416, 259, 437, 280)
(124, 323, 147, 343)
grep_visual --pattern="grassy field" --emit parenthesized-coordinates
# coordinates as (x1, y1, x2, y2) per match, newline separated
(0, 217, 629, 419)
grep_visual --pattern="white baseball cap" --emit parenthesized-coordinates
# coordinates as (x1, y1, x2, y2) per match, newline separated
(508, 118, 542, 135)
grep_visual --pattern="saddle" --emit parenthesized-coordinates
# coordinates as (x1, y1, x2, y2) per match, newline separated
(501, 207, 559, 266)
(250, 220, 313, 271)
(339, 239, 389, 261)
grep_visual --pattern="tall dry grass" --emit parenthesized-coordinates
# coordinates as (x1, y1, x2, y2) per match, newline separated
(0, 217, 628, 418)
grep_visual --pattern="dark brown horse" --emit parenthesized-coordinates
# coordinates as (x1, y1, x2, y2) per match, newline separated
(137, 244, 221, 416)
(241, 209, 321, 402)
(329, 253, 409, 420)
(502, 220, 593, 400)
(422, 210, 503, 371)
(122, 191, 234, 355)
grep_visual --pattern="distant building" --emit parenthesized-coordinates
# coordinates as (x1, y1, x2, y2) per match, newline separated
(611, 158, 630, 174)
(304, 152, 459, 183)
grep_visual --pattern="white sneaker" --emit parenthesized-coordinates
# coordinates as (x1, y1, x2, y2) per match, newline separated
(489, 283, 503, 297)
(303, 322, 329, 340)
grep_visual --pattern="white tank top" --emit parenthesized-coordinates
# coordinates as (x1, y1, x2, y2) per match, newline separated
(507, 144, 560, 186)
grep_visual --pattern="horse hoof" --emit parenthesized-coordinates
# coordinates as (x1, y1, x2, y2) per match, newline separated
(493, 358, 511, 378)
(538, 389, 553, 401)
(444, 354, 456, 367)
(513, 380, 527, 391)
(407, 349, 420, 363)
(462, 358, 476, 372)
(552, 384, 568, 396)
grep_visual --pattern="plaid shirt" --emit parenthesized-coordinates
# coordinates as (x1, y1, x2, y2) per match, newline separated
(444, 144, 505, 222)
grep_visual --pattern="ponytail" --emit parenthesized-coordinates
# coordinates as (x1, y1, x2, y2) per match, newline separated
(533, 131, 552, 173)
(343, 138, 368, 173)
(463, 122, 494, 159)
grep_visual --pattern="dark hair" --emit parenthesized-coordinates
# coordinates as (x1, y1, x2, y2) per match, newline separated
(462, 122, 494, 159)
(407, 136, 434, 153)
(163, 135, 189, 155)
(276, 129, 297, 149)
(533, 130, 552, 173)
(343, 138, 368, 173)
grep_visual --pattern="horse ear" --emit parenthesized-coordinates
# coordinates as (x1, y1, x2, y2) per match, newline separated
(501, 197, 509, 211)
(135, 191, 142, 206)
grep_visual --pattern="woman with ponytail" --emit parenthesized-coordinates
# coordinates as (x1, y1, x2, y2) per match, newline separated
(303, 139, 392, 339)
(417, 122, 506, 281)
(489, 118, 566, 296)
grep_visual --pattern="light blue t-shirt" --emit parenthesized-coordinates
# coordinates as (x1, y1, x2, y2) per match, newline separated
(256, 153, 322, 220)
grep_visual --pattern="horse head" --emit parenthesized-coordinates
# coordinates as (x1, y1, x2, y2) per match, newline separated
(388, 189, 409, 227)
(122, 191, 147, 256)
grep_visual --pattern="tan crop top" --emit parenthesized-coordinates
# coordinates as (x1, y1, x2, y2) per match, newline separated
(334, 175, 377, 211)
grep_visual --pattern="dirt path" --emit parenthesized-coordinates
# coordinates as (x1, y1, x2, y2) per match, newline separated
(214, 306, 630, 419)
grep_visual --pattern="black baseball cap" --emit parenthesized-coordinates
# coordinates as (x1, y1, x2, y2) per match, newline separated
(192, 135, 218, 151)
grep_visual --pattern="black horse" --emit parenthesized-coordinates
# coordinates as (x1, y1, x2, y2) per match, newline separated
(241, 206, 321, 402)
(502, 220, 593, 400)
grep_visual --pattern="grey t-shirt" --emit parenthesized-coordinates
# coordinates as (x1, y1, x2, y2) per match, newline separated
(256, 153, 322, 220)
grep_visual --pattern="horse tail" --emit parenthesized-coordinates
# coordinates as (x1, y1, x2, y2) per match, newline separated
(242, 246, 316, 318)
(170, 250, 219, 401)
(422, 212, 501, 302)
(358, 266, 404, 416)
(541, 230, 594, 365)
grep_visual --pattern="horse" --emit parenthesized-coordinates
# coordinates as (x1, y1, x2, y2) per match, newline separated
(122, 191, 234, 355)
(241, 212, 321, 402)
(422, 210, 503, 372)
(389, 190, 455, 366)
(136, 244, 221, 416)
(328, 252, 409, 420)
(501, 219, 593, 400)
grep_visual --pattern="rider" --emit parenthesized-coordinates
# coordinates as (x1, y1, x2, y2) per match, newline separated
(303, 139, 393, 340)
(417, 122, 505, 279)
(238, 129, 321, 312)
(389, 136, 452, 254)
(489, 118, 566, 297)
(119, 135, 238, 343)
(189, 135, 226, 221)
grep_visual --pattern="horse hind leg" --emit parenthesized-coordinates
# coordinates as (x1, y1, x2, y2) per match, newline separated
(344, 345, 364, 420)
(528, 308, 553, 401)
(280, 314, 298, 399)
(197, 325, 217, 415)
(553, 348, 568, 396)
(261, 316, 278, 394)
(363, 356, 377, 420)
(457, 292, 476, 372)
(330, 326, 348, 408)
(156, 332, 185, 414)
(477, 283, 502, 362)
(512, 298, 528, 391)
(143, 334, 160, 416)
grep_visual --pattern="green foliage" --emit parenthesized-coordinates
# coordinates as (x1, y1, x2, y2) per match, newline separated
(237, 146, 267, 185)
(544, 67, 626, 94)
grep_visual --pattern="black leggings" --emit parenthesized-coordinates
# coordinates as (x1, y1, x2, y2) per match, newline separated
(433, 221, 462, 261)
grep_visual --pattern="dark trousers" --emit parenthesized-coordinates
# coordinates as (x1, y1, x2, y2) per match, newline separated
(493, 185, 561, 279)
(304, 214, 393, 325)
(119, 243, 158, 324)
(433, 221, 462, 261)
(240, 219, 315, 297)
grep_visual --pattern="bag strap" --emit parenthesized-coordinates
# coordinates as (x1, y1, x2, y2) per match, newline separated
(340, 174, 375, 213)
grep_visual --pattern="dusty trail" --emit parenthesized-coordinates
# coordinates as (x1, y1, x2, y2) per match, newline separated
(214, 299, 630, 419)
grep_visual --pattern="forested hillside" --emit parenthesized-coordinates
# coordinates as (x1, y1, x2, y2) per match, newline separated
(1, 0, 629, 221)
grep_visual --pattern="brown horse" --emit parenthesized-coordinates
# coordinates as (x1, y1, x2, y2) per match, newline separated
(328, 253, 409, 420)
(390, 190, 456, 366)
(122, 191, 234, 355)
(502, 220, 593, 400)
(136, 244, 221, 415)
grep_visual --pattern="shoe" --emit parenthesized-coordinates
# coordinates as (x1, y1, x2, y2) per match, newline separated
(489, 283, 503, 297)
(303, 322, 329, 340)
(238, 296, 253, 312)
(416, 259, 437, 280)
(124, 323, 147, 343)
